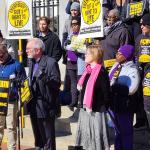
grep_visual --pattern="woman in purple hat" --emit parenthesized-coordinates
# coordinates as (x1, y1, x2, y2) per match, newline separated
(109, 44, 140, 150)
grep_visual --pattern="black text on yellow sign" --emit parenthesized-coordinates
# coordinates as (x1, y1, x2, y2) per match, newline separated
(0, 93, 8, 98)
(140, 39, 150, 46)
(0, 102, 7, 107)
(143, 73, 150, 96)
(21, 79, 32, 104)
(139, 39, 150, 63)
(82, 0, 101, 25)
(8, 1, 30, 28)
(129, 2, 144, 16)
(0, 79, 10, 116)
(0, 80, 9, 88)
(0, 80, 10, 98)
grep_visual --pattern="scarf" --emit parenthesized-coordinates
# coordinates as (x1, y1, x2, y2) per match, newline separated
(104, 21, 122, 36)
(109, 63, 120, 80)
(78, 64, 102, 109)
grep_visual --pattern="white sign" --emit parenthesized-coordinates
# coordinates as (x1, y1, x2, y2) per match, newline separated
(79, 0, 104, 38)
(0, 0, 7, 38)
(6, 0, 33, 39)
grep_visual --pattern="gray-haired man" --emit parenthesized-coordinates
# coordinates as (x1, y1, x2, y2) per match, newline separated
(26, 38, 61, 150)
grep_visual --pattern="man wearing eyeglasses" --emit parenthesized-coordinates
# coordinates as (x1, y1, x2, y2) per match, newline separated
(135, 13, 150, 141)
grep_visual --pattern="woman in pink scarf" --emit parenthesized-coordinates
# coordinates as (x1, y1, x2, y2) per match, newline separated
(75, 45, 111, 150)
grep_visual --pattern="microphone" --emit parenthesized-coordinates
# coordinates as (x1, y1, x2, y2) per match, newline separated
(9, 74, 16, 88)
(9, 74, 16, 80)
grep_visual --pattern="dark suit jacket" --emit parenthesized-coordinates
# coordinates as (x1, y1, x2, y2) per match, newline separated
(27, 55, 61, 118)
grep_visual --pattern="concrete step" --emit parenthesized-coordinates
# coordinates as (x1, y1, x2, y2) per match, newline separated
(3, 106, 79, 148)
(2, 106, 150, 150)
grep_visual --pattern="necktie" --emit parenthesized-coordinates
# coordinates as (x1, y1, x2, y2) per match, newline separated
(32, 63, 39, 80)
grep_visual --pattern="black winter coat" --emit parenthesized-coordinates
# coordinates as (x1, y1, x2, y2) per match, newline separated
(27, 55, 61, 118)
(37, 30, 62, 62)
(102, 23, 132, 60)
(79, 67, 111, 112)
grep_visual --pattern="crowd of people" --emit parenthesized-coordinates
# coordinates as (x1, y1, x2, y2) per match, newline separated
(0, 0, 150, 150)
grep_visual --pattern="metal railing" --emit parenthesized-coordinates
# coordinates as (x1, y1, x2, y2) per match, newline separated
(32, 0, 59, 35)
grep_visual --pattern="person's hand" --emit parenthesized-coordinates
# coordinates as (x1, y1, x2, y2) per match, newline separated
(18, 50, 23, 56)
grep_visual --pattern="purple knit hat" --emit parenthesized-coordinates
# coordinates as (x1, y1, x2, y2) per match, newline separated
(118, 44, 134, 60)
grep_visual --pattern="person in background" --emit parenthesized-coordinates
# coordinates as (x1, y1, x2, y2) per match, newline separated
(26, 38, 61, 150)
(37, 16, 62, 62)
(136, 13, 150, 139)
(62, 2, 80, 53)
(0, 31, 15, 59)
(75, 45, 110, 150)
(65, 16, 85, 110)
(109, 44, 140, 150)
(102, 9, 132, 72)
(103, 0, 149, 21)
(65, 0, 80, 15)
(103, 0, 149, 44)
(62, 2, 81, 103)
(0, 42, 26, 150)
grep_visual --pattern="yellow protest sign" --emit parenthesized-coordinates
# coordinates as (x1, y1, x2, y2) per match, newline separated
(104, 59, 116, 68)
(82, 0, 101, 25)
(80, 0, 103, 38)
(104, 59, 116, 72)
(7, 0, 33, 39)
(127, 1, 145, 17)
(8, 1, 29, 28)
(21, 78, 32, 104)
(143, 72, 150, 96)
(138, 38, 150, 63)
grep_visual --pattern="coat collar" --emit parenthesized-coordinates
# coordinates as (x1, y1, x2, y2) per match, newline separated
(121, 60, 134, 67)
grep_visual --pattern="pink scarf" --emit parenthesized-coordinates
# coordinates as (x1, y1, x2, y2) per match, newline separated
(78, 64, 102, 109)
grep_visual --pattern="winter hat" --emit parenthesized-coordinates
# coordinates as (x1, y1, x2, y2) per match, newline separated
(70, 2, 80, 12)
(141, 13, 150, 26)
(118, 44, 134, 60)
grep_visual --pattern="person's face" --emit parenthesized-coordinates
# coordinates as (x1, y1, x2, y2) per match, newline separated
(39, 20, 49, 32)
(71, 20, 80, 33)
(141, 23, 150, 35)
(116, 52, 126, 63)
(0, 48, 8, 64)
(107, 12, 118, 26)
(26, 41, 36, 59)
(71, 9, 79, 17)
(85, 50, 95, 64)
